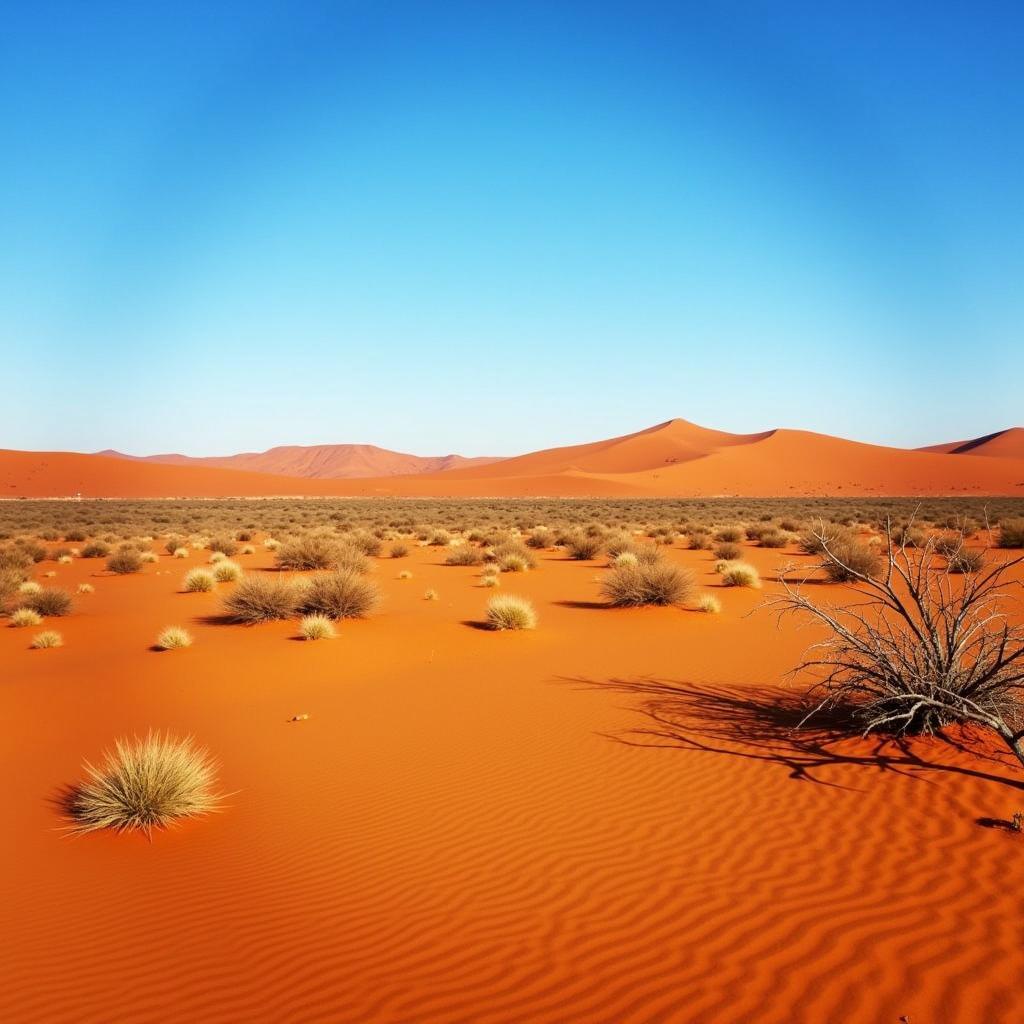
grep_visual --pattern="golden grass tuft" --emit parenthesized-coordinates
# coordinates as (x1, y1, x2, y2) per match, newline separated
(10, 607, 42, 627)
(156, 626, 192, 650)
(183, 568, 216, 593)
(77, 582, 95, 594)
(212, 559, 243, 583)
(31, 630, 63, 648)
(67, 733, 220, 836)
(299, 614, 336, 640)
(486, 594, 537, 630)
(721, 562, 761, 588)
(696, 593, 721, 613)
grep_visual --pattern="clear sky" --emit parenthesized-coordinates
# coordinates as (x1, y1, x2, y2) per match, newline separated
(2, 1, 1021, 456)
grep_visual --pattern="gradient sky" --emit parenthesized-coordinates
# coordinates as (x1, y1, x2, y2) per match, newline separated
(2, 1, 1022, 457)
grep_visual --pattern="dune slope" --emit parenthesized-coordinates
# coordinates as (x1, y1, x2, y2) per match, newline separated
(918, 427, 1024, 459)
(6, 417, 1024, 497)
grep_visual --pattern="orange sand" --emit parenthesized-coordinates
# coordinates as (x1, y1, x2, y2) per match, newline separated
(5, 419, 1024, 497)
(3, 540, 1024, 1022)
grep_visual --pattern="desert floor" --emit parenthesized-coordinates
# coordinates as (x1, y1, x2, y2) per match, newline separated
(3, 539, 1024, 1023)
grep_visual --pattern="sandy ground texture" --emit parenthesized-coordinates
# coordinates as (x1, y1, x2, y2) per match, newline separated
(3, 539, 1024, 1022)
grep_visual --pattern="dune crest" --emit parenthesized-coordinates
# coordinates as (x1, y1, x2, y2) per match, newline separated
(6, 417, 1024, 497)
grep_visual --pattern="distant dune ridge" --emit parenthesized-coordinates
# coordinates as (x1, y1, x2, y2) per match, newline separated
(94, 444, 501, 479)
(4, 417, 1023, 497)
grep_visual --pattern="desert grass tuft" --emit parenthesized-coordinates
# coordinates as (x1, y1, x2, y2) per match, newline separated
(67, 733, 220, 835)
(486, 594, 537, 630)
(721, 562, 761, 588)
(299, 614, 336, 640)
(156, 626, 193, 650)
(31, 630, 63, 648)
(183, 568, 216, 593)
(212, 559, 243, 583)
(77, 582, 95, 594)
(10, 607, 42, 628)
(695, 593, 721, 613)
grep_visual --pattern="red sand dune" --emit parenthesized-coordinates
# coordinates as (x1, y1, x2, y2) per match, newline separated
(6, 418, 1024, 497)
(96, 443, 501, 478)
(918, 426, 1024, 459)
(3, 539, 1024, 1022)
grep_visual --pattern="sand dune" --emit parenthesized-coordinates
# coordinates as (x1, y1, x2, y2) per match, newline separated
(6, 417, 1024, 497)
(918, 427, 1024, 459)
(96, 443, 501, 479)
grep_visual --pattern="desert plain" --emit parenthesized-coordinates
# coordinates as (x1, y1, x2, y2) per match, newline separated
(2, 477, 1024, 1023)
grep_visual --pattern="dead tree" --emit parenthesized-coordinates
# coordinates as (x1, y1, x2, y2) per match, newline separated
(768, 518, 1024, 769)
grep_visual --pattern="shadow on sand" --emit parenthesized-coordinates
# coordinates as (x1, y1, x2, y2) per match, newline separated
(566, 677, 1024, 792)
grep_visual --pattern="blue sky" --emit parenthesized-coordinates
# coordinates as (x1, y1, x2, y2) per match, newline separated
(2, 1, 1021, 456)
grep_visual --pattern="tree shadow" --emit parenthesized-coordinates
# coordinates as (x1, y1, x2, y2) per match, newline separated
(975, 816, 1023, 833)
(566, 677, 1024, 791)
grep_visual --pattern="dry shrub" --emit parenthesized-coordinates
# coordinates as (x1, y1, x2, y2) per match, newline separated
(20, 588, 72, 617)
(223, 576, 299, 623)
(714, 542, 741, 561)
(772, 526, 1024, 765)
(298, 570, 379, 620)
(208, 537, 238, 556)
(998, 519, 1024, 548)
(567, 534, 604, 560)
(275, 536, 340, 571)
(107, 548, 143, 575)
(822, 540, 881, 582)
(601, 561, 695, 607)
(799, 520, 851, 554)
(81, 541, 110, 559)
(446, 546, 483, 566)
